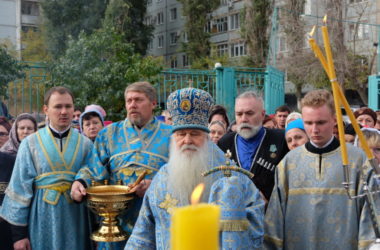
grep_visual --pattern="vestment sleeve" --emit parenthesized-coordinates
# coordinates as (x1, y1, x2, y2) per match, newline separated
(358, 168, 380, 250)
(0, 139, 37, 226)
(208, 173, 265, 249)
(245, 177, 265, 248)
(263, 161, 286, 250)
(75, 130, 110, 186)
(124, 188, 156, 250)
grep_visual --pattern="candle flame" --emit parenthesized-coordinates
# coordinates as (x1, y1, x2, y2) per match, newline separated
(309, 26, 316, 37)
(323, 15, 327, 24)
(191, 183, 205, 205)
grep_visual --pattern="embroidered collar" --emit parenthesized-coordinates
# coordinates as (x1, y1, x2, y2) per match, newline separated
(49, 124, 70, 138)
(306, 137, 340, 154)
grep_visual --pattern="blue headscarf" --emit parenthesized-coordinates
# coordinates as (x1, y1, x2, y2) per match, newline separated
(285, 118, 304, 133)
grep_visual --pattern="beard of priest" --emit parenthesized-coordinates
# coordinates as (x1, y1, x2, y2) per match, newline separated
(167, 130, 212, 204)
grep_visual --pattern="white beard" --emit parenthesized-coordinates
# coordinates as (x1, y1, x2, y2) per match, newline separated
(167, 137, 210, 204)
(237, 123, 262, 139)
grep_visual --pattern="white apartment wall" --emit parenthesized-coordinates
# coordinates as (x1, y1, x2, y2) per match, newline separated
(0, 0, 18, 47)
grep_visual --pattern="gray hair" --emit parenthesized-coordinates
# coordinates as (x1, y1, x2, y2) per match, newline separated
(124, 82, 157, 102)
(236, 91, 264, 107)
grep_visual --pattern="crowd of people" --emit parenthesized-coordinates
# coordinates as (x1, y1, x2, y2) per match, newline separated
(0, 83, 379, 250)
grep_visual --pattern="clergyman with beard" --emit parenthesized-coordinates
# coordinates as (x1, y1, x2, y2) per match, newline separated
(125, 88, 265, 249)
(218, 91, 289, 201)
(71, 82, 172, 250)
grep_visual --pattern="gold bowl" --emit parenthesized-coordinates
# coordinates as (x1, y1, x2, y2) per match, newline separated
(87, 185, 135, 242)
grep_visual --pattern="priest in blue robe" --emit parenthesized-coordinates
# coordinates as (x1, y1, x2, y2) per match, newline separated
(71, 82, 172, 249)
(0, 87, 93, 250)
(125, 87, 265, 249)
(264, 90, 376, 250)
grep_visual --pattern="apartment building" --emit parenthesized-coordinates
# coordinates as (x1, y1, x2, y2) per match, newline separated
(145, 0, 247, 68)
(0, 0, 40, 56)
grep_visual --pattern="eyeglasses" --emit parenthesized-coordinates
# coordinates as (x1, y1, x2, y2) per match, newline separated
(0, 132, 9, 137)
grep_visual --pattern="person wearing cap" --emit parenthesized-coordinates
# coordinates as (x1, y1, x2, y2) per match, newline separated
(354, 107, 377, 128)
(285, 111, 302, 128)
(125, 87, 264, 249)
(71, 82, 172, 250)
(285, 118, 308, 150)
(79, 107, 105, 141)
(264, 90, 373, 249)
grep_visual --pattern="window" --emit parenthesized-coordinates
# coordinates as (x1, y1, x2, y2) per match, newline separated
(170, 8, 177, 21)
(158, 35, 164, 48)
(170, 32, 178, 45)
(21, 1, 39, 16)
(230, 42, 246, 57)
(204, 21, 211, 33)
(144, 16, 152, 25)
(350, 0, 364, 4)
(182, 32, 188, 43)
(304, 0, 311, 15)
(215, 17, 228, 33)
(21, 25, 38, 33)
(183, 55, 189, 67)
(171, 57, 178, 68)
(349, 23, 370, 40)
(278, 37, 287, 52)
(157, 12, 164, 25)
(230, 13, 240, 30)
(358, 23, 370, 40)
(217, 44, 228, 56)
(147, 40, 153, 50)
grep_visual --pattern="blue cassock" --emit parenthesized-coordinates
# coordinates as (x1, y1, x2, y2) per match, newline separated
(0, 127, 93, 250)
(125, 141, 265, 250)
(76, 118, 172, 249)
(264, 144, 378, 250)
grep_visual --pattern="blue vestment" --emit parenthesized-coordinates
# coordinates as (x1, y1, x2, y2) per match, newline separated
(264, 143, 376, 250)
(76, 118, 171, 249)
(125, 141, 265, 250)
(0, 127, 93, 250)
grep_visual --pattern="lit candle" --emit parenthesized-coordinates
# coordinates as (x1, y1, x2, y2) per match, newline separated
(320, 15, 348, 165)
(170, 183, 220, 250)
(308, 26, 329, 73)
(308, 15, 375, 163)
(336, 86, 374, 159)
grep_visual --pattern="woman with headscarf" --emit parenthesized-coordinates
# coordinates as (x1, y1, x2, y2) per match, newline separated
(209, 120, 227, 144)
(79, 106, 105, 141)
(354, 107, 377, 128)
(0, 113, 37, 155)
(285, 118, 309, 150)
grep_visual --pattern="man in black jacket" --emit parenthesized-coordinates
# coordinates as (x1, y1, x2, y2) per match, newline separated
(218, 91, 288, 201)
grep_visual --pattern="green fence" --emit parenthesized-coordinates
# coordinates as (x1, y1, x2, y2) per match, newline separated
(3, 62, 49, 120)
(4, 64, 284, 120)
(155, 66, 285, 120)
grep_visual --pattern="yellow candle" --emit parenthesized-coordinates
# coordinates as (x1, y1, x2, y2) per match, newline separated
(309, 15, 375, 162)
(308, 26, 329, 73)
(171, 203, 220, 250)
(336, 86, 374, 159)
(170, 184, 221, 250)
(321, 15, 348, 165)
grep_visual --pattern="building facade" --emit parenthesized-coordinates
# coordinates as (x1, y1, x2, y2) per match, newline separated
(0, 0, 40, 57)
(145, 0, 248, 68)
